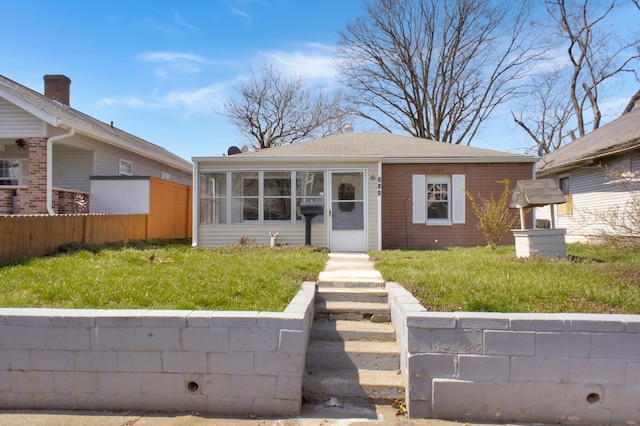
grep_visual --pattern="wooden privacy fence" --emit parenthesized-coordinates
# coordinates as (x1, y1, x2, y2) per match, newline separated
(0, 213, 189, 263)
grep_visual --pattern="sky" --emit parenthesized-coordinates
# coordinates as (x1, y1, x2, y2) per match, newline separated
(1, 0, 638, 162)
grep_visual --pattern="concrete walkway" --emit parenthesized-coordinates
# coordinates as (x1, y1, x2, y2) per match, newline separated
(0, 253, 508, 426)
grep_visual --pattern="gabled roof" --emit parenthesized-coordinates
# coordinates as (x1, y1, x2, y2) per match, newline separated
(194, 132, 537, 164)
(537, 107, 640, 176)
(0, 74, 192, 172)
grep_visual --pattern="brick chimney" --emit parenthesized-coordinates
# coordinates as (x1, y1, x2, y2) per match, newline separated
(44, 75, 71, 105)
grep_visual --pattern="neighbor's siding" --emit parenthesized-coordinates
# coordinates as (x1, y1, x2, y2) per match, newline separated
(0, 98, 46, 138)
(537, 152, 640, 242)
(52, 144, 94, 192)
(62, 130, 192, 186)
(381, 162, 534, 249)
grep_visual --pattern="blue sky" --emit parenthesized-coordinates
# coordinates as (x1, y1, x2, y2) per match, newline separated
(1, 1, 638, 162)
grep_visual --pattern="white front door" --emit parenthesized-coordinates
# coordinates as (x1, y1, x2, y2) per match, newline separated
(329, 171, 367, 252)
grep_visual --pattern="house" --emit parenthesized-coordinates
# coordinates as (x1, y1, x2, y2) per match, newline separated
(192, 132, 537, 251)
(0, 74, 192, 215)
(536, 101, 640, 243)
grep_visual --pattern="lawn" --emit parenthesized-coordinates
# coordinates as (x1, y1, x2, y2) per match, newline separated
(370, 244, 640, 314)
(0, 240, 328, 312)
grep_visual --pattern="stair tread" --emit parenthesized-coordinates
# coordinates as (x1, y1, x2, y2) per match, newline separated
(307, 339, 399, 354)
(316, 301, 390, 311)
(312, 319, 395, 332)
(305, 369, 404, 386)
(316, 287, 388, 295)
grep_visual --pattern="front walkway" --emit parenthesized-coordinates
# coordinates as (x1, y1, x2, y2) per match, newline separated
(318, 253, 385, 285)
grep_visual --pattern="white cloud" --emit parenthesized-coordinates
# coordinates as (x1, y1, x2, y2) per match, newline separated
(262, 43, 341, 85)
(99, 83, 227, 116)
(137, 51, 208, 76)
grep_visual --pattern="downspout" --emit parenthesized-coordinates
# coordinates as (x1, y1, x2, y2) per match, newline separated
(191, 159, 199, 247)
(46, 128, 75, 214)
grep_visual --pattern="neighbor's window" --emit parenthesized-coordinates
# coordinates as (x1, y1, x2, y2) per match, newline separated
(427, 176, 450, 223)
(199, 172, 227, 224)
(0, 160, 20, 186)
(231, 172, 259, 223)
(119, 159, 133, 176)
(263, 172, 292, 221)
(295, 171, 324, 222)
(559, 176, 570, 194)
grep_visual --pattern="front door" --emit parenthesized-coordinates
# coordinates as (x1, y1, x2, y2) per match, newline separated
(329, 171, 367, 252)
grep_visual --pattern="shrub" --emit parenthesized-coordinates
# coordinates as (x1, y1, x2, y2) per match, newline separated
(466, 179, 520, 250)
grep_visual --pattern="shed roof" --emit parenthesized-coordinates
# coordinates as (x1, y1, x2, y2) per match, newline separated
(537, 107, 640, 176)
(0, 74, 192, 173)
(196, 132, 537, 164)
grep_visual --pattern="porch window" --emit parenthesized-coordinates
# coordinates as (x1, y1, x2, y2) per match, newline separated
(0, 160, 21, 186)
(295, 171, 324, 222)
(231, 172, 259, 223)
(263, 172, 291, 221)
(199, 172, 227, 224)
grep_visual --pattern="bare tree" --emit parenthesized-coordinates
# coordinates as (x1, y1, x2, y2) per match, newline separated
(337, 0, 540, 145)
(512, 70, 575, 155)
(514, 0, 640, 154)
(224, 64, 348, 150)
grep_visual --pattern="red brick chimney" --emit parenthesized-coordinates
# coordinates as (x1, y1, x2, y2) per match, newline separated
(44, 75, 71, 106)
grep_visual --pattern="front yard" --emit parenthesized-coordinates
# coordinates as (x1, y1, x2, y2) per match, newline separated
(1, 241, 638, 314)
(371, 244, 640, 313)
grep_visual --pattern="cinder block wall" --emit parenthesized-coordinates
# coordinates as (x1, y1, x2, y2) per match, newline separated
(387, 283, 640, 425)
(0, 282, 315, 416)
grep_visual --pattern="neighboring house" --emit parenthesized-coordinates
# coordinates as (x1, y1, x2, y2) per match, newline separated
(193, 132, 536, 252)
(536, 102, 640, 243)
(0, 74, 192, 215)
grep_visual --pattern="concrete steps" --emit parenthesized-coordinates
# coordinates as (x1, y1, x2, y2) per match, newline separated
(303, 280, 405, 406)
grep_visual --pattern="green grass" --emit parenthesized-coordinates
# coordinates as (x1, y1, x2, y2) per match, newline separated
(0, 240, 328, 312)
(370, 244, 640, 314)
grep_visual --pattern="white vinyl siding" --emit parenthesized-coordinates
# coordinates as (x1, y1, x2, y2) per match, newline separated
(412, 174, 465, 225)
(0, 98, 46, 138)
(536, 152, 639, 243)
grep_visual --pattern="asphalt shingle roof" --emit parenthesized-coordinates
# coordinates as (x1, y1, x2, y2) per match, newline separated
(0, 74, 191, 172)
(537, 108, 640, 175)
(228, 132, 535, 162)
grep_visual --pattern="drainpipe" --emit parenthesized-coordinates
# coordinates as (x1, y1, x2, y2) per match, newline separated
(46, 128, 75, 214)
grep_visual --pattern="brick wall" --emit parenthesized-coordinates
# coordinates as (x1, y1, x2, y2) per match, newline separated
(0, 282, 315, 415)
(0, 189, 15, 214)
(381, 163, 534, 249)
(13, 138, 49, 214)
(388, 283, 640, 424)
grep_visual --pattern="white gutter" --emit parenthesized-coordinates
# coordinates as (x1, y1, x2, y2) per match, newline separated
(46, 128, 75, 214)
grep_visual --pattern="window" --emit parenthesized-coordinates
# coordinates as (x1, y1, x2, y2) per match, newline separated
(263, 172, 291, 221)
(427, 176, 450, 222)
(231, 172, 259, 223)
(557, 175, 572, 216)
(0, 160, 21, 186)
(559, 176, 570, 194)
(413, 174, 465, 225)
(295, 171, 324, 222)
(199, 172, 227, 224)
(119, 159, 133, 176)
(199, 170, 326, 225)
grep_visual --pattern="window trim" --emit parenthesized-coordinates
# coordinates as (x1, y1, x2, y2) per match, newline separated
(412, 174, 465, 226)
(426, 175, 451, 226)
(0, 159, 27, 187)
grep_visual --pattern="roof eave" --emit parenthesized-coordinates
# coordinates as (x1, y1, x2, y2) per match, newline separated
(383, 156, 538, 164)
(0, 89, 62, 126)
(192, 155, 384, 164)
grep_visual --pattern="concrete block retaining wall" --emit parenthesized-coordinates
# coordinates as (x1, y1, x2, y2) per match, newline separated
(387, 282, 640, 425)
(0, 282, 316, 416)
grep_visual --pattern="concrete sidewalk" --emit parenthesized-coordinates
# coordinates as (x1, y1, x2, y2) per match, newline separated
(0, 253, 505, 426)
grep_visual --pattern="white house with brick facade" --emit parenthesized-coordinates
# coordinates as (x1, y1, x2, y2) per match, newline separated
(0, 74, 192, 215)
(193, 133, 537, 251)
